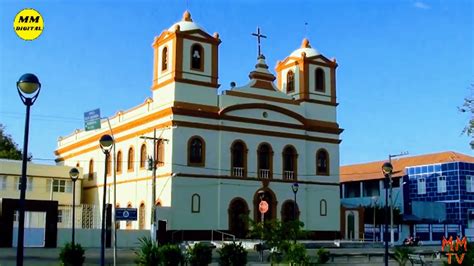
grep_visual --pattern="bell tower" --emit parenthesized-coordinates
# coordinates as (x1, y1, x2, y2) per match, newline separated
(151, 11, 221, 106)
(275, 38, 338, 105)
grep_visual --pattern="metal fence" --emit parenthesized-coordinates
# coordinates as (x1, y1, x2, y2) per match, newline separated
(57, 204, 102, 229)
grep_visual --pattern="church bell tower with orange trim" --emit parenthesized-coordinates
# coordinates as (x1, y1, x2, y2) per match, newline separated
(151, 11, 221, 105)
(275, 38, 338, 105)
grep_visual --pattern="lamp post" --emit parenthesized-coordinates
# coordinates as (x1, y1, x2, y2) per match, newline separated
(382, 162, 393, 266)
(388, 152, 408, 245)
(99, 135, 114, 266)
(16, 73, 41, 266)
(291, 183, 299, 244)
(258, 190, 265, 262)
(69, 168, 79, 247)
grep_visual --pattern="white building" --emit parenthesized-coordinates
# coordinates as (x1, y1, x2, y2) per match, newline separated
(55, 11, 343, 240)
(0, 159, 83, 247)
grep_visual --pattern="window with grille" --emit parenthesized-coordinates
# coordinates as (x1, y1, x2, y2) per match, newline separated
(467, 176, 474, 192)
(417, 178, 426, 195)
(437, 176, 447, 193)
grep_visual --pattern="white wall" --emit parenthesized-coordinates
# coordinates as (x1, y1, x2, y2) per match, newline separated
(57, 229, 149, 248)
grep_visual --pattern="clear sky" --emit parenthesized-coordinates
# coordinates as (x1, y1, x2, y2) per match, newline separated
(0, 0, 472, 166)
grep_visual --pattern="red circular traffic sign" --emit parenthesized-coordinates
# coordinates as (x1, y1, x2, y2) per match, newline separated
(259, 200, 268, 214)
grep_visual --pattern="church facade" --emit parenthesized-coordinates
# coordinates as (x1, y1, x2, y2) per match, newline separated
(55, 11, 343, 239)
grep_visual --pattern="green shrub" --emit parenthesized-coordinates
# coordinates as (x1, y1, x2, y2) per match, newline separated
(217, 242, 247, 266)
(159, 244, 184, 266)
(284, 242, 309, 265)
(393, 246, 412, 266)
(316, 247, 330, 264)
(59, 242, 85, 266)
(135, 237, 160, 266)
(187, 242, 213, 266)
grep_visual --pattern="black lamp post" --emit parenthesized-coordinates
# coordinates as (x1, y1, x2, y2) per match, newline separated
(16, 73, 41, 266)
(99, 135, 114, 266)
(382, 162, 393, 266)
(291, 183, 299, 244)
(69, 168, 79, 247)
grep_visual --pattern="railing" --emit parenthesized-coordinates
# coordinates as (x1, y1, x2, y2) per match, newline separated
(284, 171, 294, 180)
(211, 230, 236, 241)
(259, 169, 270, 179)
(232, 167, 244, 177)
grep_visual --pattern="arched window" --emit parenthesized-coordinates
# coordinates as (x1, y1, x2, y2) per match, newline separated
(126, 202, 132, 229)
(282, 145, 297, 180)
(156, 139, 165, 167)
(257, 143, 273, 179)
(191, 44, 204, 71)
(140, 144, 147, 169)
(188, 136, 205, 166)
(191, 194, 200, 213)
(287, 70, 295, 93)
(162, 46, 168, 71)
(76, 162, 80, 167)
(320, 199, 327, 216)
(88, 159, 94, 180)
(106, 154, 112, 176)
(315, 68, 325, 92)
(116, 151, 122, 173)
(231, 140, 247, 177)
(139, 203, 145, 229)
(127, 147, 134, 171)
(316, 149, 329, 176)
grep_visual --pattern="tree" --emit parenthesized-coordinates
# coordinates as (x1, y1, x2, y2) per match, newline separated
(459, 84, 474, 149)
(0, 124, 32, 160)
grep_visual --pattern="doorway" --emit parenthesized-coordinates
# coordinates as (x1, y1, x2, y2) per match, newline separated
(13, 211, 47, 247)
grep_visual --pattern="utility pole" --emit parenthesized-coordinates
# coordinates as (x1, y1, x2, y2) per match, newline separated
(389, 151, 409, 245)
(141, 129, 158, 240)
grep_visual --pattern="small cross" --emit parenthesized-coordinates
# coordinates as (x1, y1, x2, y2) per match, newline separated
(251, 27, 267, 57)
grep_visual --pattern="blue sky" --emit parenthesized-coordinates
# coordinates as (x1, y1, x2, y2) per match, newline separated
(0, 0, 472, 166)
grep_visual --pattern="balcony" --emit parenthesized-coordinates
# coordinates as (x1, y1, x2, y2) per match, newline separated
(259, 169, 271, 179)
(284, 171, 295, 180)
(232, 167, 245, 177)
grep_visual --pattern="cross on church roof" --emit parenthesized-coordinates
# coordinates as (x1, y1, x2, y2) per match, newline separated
(251, 27, 267, 57)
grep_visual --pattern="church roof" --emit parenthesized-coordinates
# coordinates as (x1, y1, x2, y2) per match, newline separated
(340, 151, 474, 183)
(290, 38, 320, 58)
(168, 10, 204, 32)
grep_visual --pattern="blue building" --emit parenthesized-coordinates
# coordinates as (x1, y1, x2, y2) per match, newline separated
(340, 151, 474, 242)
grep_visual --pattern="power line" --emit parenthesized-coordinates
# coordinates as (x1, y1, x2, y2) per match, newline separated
(32, 157, 386, 177)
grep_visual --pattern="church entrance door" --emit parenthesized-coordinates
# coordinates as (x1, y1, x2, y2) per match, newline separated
(228, 198, 249, 238)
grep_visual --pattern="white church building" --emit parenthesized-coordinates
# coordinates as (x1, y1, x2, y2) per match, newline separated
(55, 11, 343, 240)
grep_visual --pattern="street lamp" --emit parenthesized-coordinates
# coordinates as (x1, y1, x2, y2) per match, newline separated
(291, 183, 299, 244)
(69, 168, 79, 247)
(16, 73, 41, 266)
(99, 134, 114, 266)
(382, 162, 393, 266)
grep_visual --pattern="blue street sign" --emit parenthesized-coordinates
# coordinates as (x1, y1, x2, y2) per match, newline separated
(115, 208, 138, 221)
(84, 108, 101, 131)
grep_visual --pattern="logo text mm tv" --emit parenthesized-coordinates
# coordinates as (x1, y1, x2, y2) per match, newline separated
(442, 236, 468, 264)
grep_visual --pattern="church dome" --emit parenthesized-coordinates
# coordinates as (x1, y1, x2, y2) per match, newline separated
(168, 10, 204, 32)
(290, 38, 320, 57)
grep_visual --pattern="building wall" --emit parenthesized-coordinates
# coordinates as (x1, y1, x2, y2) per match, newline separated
(0, 160, 82, 206)
(164, 176, 339, 232)
(407, 162, 474, 226)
